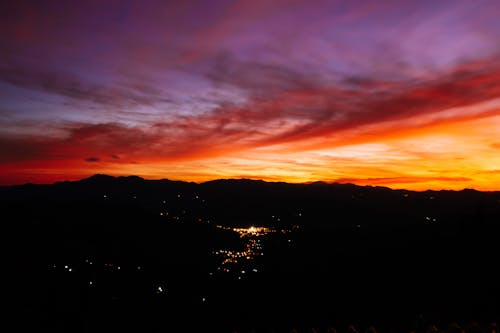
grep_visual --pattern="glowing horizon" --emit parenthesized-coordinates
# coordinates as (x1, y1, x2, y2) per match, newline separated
(1, 0, 500, 190)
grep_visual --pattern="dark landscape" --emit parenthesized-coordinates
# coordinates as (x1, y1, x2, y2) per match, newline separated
(5, 175, 500, 332)
(3, 1, 500, 331)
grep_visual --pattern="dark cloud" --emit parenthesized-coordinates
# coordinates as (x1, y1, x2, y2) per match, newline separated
(335, 176, 473, 186)
(203, 51, 322, 98)
(0, 64, 169, 109)
(85, 157, 100, 162)
(0, 120, 255, 164)
(0, 123, 152, 163)
(0, 135, 50, 162)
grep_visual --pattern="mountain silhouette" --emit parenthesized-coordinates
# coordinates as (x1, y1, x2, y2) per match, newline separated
(5, 175, 500, 331)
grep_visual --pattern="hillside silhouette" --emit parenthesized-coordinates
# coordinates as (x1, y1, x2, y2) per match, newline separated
(5, 175, 500, 332)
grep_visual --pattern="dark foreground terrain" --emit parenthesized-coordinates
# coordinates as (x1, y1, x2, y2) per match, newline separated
(4, 175, 500, 332)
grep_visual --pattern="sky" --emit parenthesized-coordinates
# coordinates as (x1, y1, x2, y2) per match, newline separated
(1, 0, 500, 190)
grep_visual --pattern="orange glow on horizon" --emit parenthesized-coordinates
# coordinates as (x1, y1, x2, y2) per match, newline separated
(2, 110, 499, 191)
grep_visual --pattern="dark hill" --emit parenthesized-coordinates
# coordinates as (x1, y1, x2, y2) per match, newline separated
(4, 175, 500, 331)
(2, 174, 499, 229)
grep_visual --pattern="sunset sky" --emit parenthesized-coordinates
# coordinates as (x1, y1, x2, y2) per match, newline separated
(1, 0, 500, 190)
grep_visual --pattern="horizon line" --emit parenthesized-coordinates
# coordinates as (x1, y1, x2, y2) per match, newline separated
(2, 173, 498, 193)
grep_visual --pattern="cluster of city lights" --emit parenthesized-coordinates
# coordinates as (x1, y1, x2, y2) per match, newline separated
(233, 226, 273, 237)
(212, 226, 294, 275)
(212, 226, 271, 271)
